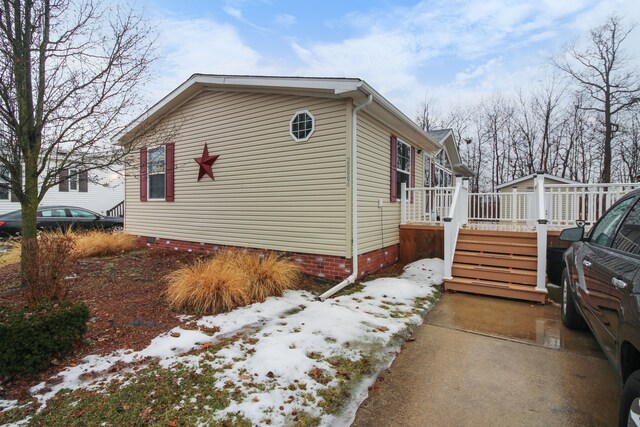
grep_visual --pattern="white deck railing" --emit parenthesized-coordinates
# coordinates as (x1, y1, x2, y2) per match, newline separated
(468, 191, 535, 222)
(544, 183, 640, 226)
(400, 182, 639, 226)
(400, 177, 640, 294)
(401, 186, 455, 224)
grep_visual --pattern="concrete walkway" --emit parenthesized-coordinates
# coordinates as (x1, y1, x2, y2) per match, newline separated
(353, 292, 620, 427)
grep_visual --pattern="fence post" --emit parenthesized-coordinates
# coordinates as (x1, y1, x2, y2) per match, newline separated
(512, 187, 517, 222)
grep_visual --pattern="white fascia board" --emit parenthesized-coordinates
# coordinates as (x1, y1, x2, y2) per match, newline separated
(496, 173, 579, 189)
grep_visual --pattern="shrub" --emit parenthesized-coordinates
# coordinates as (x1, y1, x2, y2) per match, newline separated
(73, 231, 137, 258)
(27, 230, 77, 302)
(167, 250, 299, 314)
(0, 301, 90, 375)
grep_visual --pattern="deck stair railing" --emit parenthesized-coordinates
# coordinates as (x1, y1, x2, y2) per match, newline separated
(106, 201, 125, 217)
(443, 176, 468, 279)
(534, 173, 548, 291)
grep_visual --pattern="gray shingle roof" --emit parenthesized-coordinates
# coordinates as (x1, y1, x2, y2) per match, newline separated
(426, 129, 452, 143)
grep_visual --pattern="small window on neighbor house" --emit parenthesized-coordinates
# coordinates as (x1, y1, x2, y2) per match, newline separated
(69, 169, 78, 191)
(0, 166, 8, 200)
(396, 139, 411, 196)
(148, 146, 166, 200)
(290, 110, 315, 142)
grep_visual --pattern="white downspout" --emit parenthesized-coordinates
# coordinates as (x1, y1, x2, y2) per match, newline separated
(319, 93, 373, 301)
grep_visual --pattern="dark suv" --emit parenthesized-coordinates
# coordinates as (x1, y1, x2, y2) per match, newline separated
(560, 189, 640, 426)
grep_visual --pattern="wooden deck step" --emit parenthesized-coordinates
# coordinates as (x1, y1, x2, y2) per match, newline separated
(444, 277, 547, 304)
(452, 263, 537, 286)
(458, 229, 537, 246)
(454, 250, 537, 271)
(456, 239, 538, 256)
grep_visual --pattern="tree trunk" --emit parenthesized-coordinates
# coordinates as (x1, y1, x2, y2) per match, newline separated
(20, 156, 39, 288)
(602, 98, 613, 183)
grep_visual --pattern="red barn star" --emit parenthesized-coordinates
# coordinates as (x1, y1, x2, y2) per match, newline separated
(194, 143, 220, 181)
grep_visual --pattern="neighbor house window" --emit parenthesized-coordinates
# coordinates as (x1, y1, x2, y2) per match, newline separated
(148, 146, 166, 200)
(289, 110, 315, 142)
(396, 139, 411, 196)
(69, 169, 78, 191)
(0, 166, 8, 200)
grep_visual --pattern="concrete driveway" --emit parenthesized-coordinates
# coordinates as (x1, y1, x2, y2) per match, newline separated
(353, 292, 620, 427)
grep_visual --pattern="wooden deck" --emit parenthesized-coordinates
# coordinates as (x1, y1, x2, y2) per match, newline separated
(400, 222, 571, 304)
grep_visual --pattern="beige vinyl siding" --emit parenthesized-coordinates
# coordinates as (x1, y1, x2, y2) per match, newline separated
(356, 113, 424, 254)
(125, 90, 349, 256)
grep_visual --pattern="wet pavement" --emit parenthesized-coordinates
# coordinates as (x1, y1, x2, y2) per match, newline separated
(352, 292, 620, 427)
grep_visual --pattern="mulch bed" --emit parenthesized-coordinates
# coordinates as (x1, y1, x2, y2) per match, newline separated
(0, 249, 326, 403)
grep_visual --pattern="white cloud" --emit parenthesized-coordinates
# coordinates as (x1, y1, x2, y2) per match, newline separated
(145, 17, 272, 104)
(274, 14, 296, 28)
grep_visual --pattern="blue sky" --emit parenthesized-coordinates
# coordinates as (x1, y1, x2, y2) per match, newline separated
(139, 0, 640, 118)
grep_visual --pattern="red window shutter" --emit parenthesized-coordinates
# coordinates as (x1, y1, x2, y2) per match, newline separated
(411, 146, 416, 202)
(165, 143, 175, 202)
(390, 136, 397, 202)
(140, 147, 147, 202)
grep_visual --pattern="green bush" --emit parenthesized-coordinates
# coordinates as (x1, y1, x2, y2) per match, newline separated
(0, 301, 90, 375)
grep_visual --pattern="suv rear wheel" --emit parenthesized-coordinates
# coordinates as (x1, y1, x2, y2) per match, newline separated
(561, 268, 586, 330)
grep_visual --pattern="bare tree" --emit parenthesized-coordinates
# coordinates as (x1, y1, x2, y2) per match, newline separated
(554, 15, 640, 183)
(415, 94, 443, 132)
(0, 0, 155, 288)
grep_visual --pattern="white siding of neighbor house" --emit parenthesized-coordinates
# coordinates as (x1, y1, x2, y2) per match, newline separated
(125, 90, 350, 257)
(356, 112, 424, 255)
(0, 168, 123, 215)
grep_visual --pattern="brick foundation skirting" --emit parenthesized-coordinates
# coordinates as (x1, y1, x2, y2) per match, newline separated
(137, 236, 399, 281)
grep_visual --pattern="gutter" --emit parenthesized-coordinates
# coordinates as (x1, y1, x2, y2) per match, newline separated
(319, 93, 373, 301)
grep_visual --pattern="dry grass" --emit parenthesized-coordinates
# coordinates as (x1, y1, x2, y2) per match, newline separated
(167, 249, 299, 314)
(166, 259, 251, 314)
(0, 242, 21, 267)
(72, 231, 138, 258)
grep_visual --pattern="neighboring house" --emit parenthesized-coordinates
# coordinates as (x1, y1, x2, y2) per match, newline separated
(0, 165, 124, 216)
(495, 173, 580, 224)
(116, 74, 463, 281)
(425, 129, 474, 187)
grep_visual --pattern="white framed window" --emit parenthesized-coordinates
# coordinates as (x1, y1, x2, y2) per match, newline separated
(396, 139, 411, 197)
(69, 169, 78, 191)
(0, 166, 8, 200)
(148, 146, 166, 200)
(289, 110, 315, 142)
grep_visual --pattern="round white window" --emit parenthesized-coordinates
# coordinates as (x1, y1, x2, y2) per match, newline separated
(289, 110, 315, 142)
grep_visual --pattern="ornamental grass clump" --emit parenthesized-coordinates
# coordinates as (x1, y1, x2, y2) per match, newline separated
(245, 252, 299, 302)
(166, 258, 251, 314)
(73, 230, 137, 258)
(166, 250, 299, 314)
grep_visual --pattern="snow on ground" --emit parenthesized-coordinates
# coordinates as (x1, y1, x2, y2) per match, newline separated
(5, 258, 443, 425)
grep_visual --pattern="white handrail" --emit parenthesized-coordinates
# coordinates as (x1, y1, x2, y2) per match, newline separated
(535, 173, 547, 292)
(444, 177, 468, 279)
